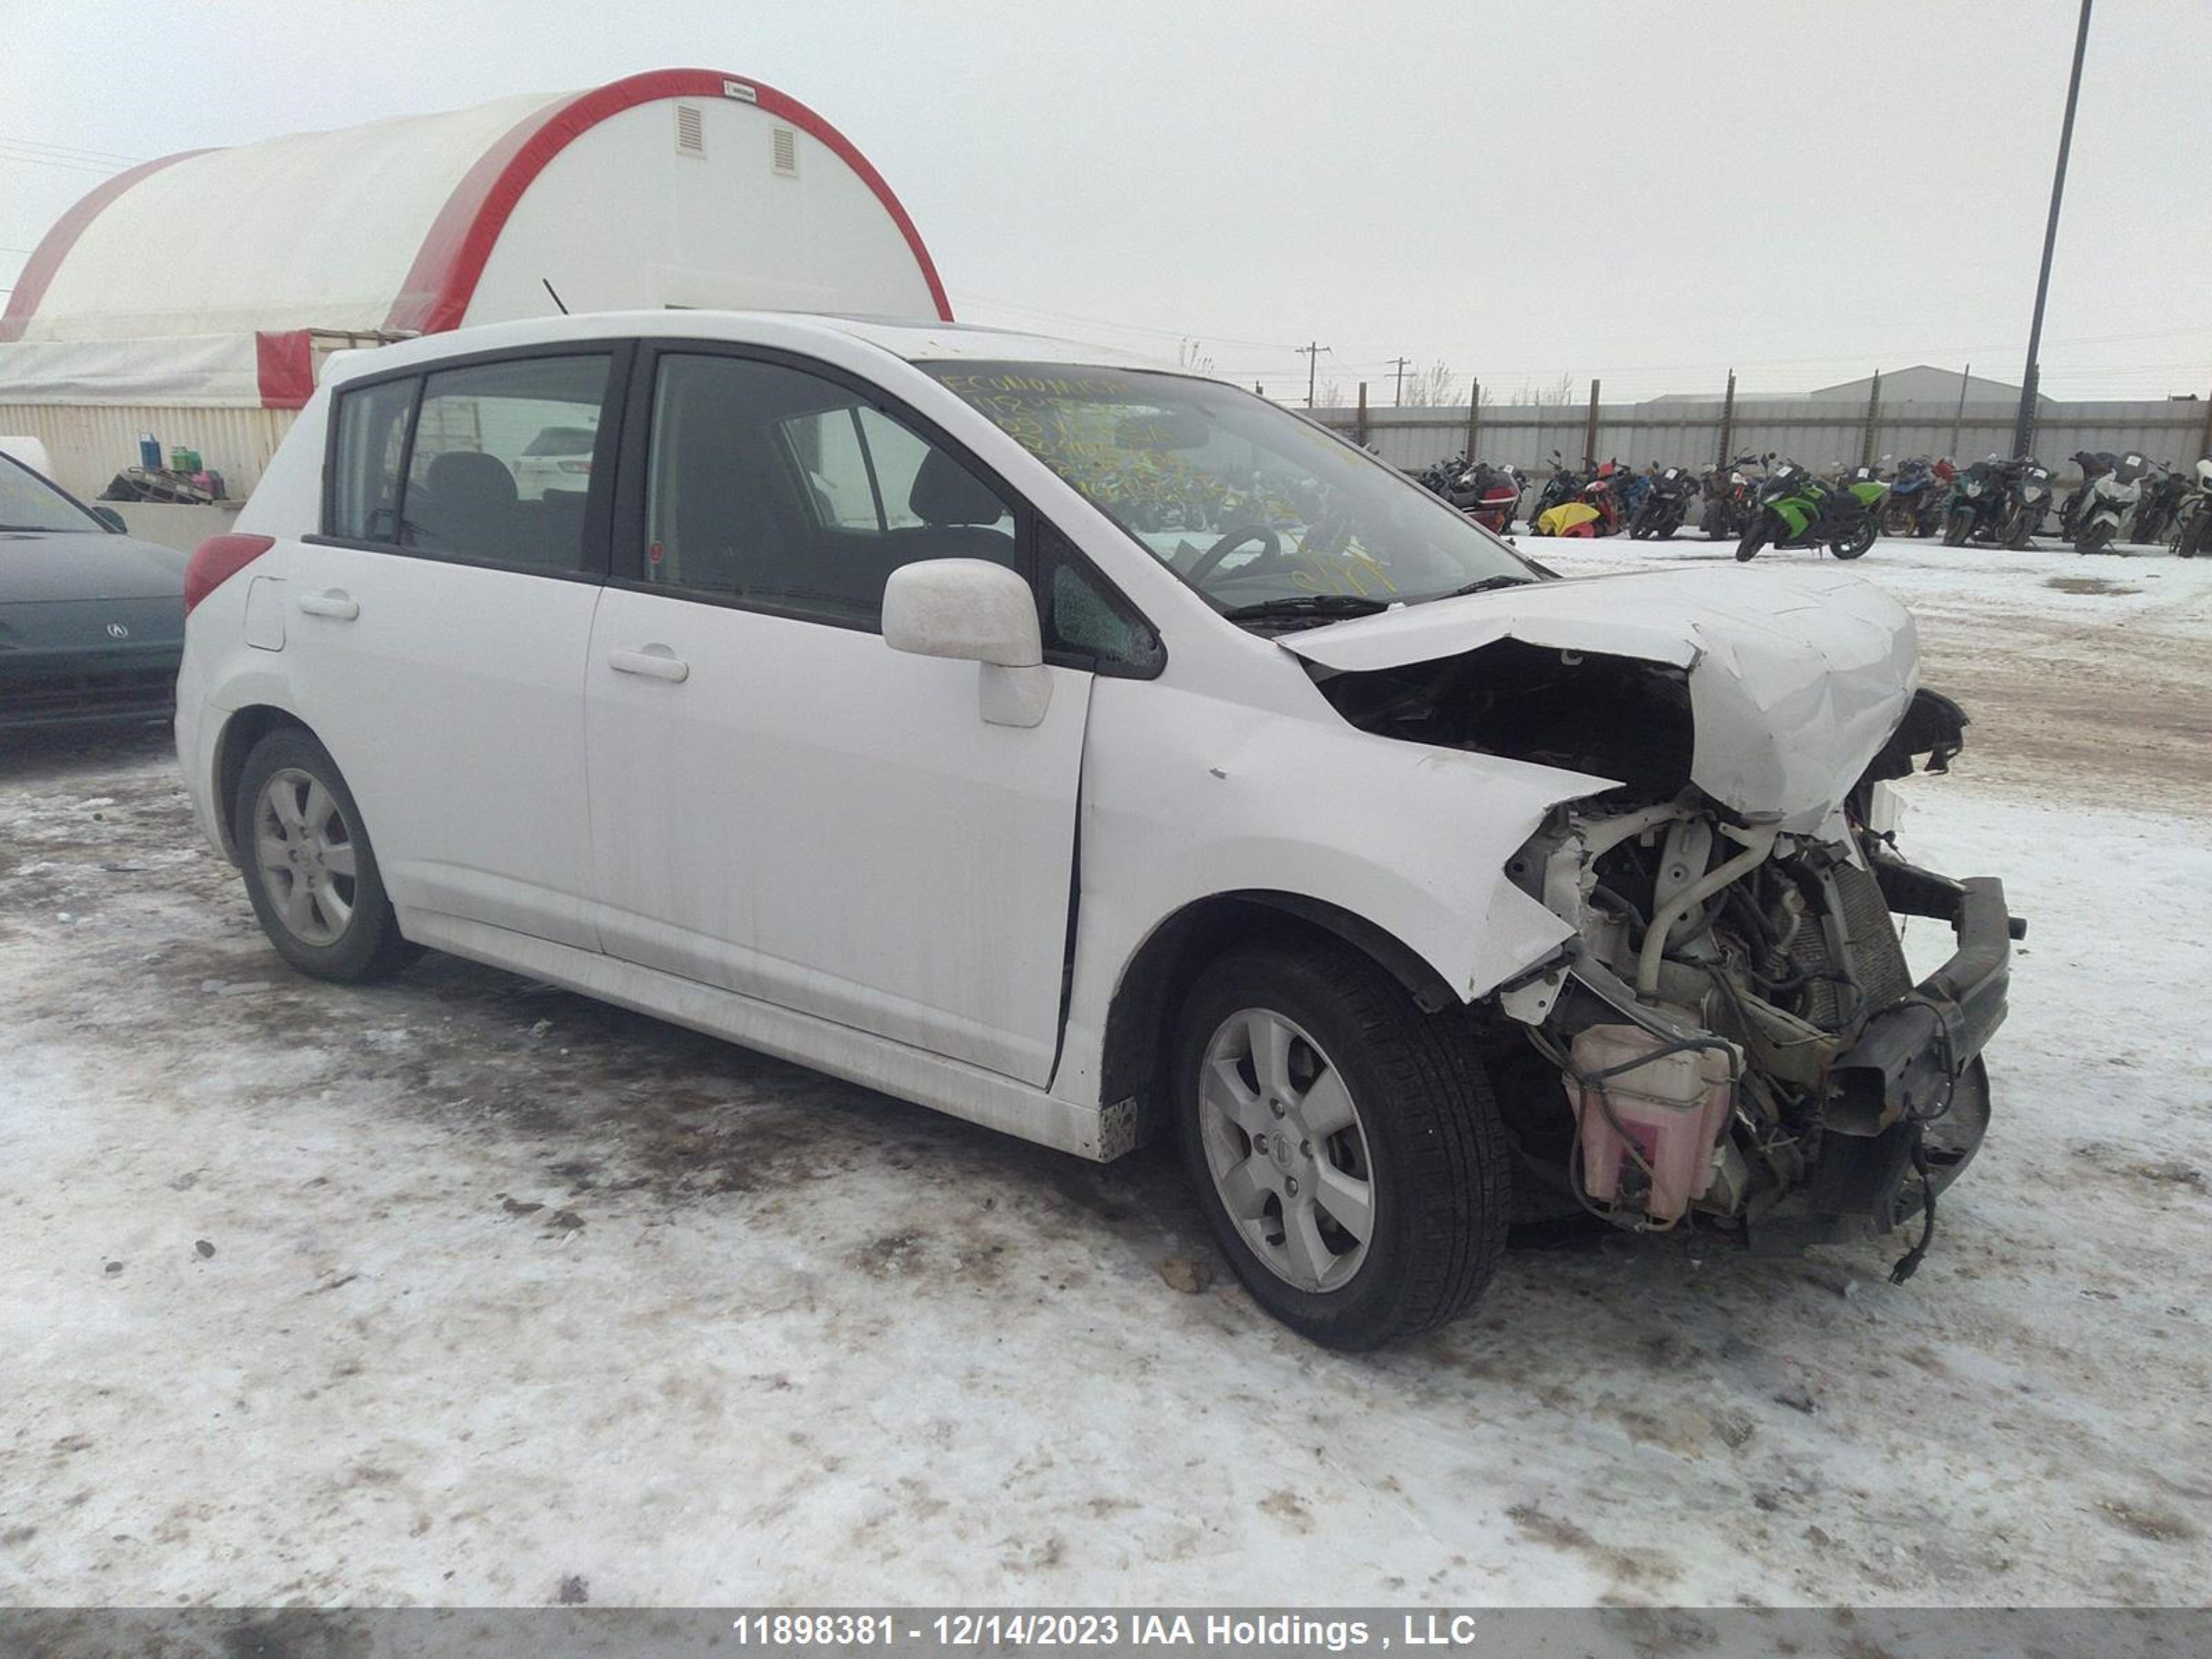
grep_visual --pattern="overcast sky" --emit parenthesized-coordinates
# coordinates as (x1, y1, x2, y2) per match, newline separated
(2, 0, 2205, 404)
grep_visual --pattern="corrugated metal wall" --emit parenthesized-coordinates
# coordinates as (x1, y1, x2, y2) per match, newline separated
(0, 403, 299, 503)
(1316, 397, 2210, 483)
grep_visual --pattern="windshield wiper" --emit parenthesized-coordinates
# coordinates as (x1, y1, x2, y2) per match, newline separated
(1219, 593, 1394, 624)
(1428, 574, 1538, 600)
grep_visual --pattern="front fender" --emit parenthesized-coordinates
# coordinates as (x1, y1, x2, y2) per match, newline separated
(1051, 675, 1611, 1107)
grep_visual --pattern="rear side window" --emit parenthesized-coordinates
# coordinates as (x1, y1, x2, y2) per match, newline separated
(403, 355, 613, 571)
(325, 353, 614, 572)
(329, 377, 415, 543)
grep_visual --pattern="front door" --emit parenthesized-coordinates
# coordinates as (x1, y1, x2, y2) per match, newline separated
(582, 348, 1089, 1084)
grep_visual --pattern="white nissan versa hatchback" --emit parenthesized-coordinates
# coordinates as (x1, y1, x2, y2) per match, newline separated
(177, 312, 2018, 1347)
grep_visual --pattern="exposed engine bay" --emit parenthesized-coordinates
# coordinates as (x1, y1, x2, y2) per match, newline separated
(1302, 583, 2019, 1277)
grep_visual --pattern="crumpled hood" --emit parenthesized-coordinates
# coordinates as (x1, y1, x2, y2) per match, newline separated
(1281, 566, 1919, 832)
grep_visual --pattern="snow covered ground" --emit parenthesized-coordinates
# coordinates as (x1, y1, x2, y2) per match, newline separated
(1, 536, 2206, 1609)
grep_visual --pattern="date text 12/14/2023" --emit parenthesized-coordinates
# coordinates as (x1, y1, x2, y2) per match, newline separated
(729, 1612, 1521, 1650)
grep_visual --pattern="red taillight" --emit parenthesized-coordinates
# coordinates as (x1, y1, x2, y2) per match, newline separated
(183, 534, 275, 615)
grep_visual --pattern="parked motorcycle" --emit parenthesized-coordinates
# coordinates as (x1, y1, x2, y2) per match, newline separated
(1416, 453, 1468, 498)
(2170, 458, 2212, 559)
(1456, 460, 1525, 533)
(1628, 465, 1699, 539)
(1736, 458, 1884, 561)
(1881, 456, 1947, 537)
(1999, 458, 2056, 549)
(2130, 463, 2187, 546)
(1526, 451, 1590, 536)
(1942, 458, 2018, 546)
(1700, 453, 1761, 541)
(2074, 451, 2146, 555)
(1533, 460, 1631, 538)
(2056, 451, 2117, 543)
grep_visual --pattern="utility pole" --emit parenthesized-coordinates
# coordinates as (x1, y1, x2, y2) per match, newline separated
(2016, 0, 2092, 459)
(1355, 382, 1369, 446)
(1949, 363, 1971, 460)
(1389, 355, 1412, 407)
(1717, 369, 1737, 466)
(1861, 369, 1883, 469)
(1465, 377, 1481, 462)
(1582, 378, 1602, 468)
(1297, 341, 1331, 410)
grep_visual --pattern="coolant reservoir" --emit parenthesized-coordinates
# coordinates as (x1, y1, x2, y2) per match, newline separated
(1566, 1023, 1736, 1225)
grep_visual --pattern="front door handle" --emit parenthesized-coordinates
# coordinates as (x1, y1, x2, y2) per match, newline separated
(608, 646, 689, 684)
(297, 590, 359, 621)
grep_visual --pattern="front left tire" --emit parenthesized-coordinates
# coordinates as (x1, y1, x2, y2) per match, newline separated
(1171, 941, 1508, 1349)
(234, 727, 421, 983)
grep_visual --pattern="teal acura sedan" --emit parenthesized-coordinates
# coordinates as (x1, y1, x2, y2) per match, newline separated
(0, 450, 187, 729)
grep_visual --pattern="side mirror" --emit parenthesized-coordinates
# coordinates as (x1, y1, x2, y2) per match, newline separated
(92, 505, 128, 534)
(882, 558, 1051, 729)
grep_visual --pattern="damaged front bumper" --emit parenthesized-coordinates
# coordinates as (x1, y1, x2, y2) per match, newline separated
(1498, 788, 2023, 1256)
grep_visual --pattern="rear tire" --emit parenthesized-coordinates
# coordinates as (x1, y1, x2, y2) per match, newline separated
(1831, 520, 1875, 559)
(1171, 942, 1508, 1350)
(234, 727, 421, 984)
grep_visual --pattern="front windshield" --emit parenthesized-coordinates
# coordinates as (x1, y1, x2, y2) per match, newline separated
(0, 453, 104, 534)
(921, 362, 1537, 616)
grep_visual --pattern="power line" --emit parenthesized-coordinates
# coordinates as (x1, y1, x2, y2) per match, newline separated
(0, 132, 148, 165)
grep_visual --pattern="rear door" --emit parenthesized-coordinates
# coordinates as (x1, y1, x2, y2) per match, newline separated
(581, 345, 1145, 1084)
(283, 346, 627, 950)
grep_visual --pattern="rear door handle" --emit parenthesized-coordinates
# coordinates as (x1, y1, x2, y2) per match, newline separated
(297, 590, 359, 621)
(608, 646, 689, 684)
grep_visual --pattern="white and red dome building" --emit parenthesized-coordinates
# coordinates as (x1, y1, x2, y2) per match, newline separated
(0, 69, 950, 503)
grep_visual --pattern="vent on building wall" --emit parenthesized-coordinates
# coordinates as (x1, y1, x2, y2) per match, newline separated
(675, 104, 704, 158)
(771, 126, 797, 177)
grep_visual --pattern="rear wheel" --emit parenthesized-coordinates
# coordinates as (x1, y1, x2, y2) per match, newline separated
(1831, 519, 1876, 559)
(1735, 518, 1769, 562)
(234, 728, 421, 983)
(1882, 500, 1915, 537)
(1172, 943, 1508, 1349)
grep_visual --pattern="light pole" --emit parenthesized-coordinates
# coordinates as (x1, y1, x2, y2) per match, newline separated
(2015, 0, 2092, 459)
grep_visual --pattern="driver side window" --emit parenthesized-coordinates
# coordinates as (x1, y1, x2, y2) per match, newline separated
(642, 353, 1018, 628)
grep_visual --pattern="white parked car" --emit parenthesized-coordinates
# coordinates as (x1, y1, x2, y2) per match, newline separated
(176, 312, 2016, 1347)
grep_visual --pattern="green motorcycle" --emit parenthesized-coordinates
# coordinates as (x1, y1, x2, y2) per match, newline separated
(1735, 460, 1884, 563)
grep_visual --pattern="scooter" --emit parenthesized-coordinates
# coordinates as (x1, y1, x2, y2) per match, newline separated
(1628, 465, 1699, 539)
(2074, 451, 2146, 555)
(1736, 459, 1883, 561)
(2169, 458, 2212, 559)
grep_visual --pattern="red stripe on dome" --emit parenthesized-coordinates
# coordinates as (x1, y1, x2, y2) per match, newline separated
(384, 68, 952, 336)
(0, 150, 216, 342)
